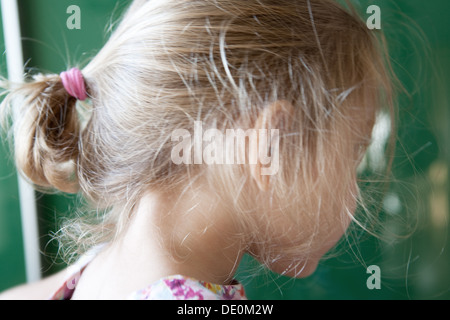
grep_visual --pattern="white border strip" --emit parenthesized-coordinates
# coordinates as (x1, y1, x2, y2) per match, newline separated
(1, 0, 41, 282)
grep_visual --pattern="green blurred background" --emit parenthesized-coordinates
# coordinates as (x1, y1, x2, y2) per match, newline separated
(0, 0, 449, 299)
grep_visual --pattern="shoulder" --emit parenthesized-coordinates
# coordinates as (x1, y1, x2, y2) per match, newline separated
(0, 269, 68, 300)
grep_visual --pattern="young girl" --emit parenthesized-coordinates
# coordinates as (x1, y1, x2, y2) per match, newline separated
(0, 0, 392, 300)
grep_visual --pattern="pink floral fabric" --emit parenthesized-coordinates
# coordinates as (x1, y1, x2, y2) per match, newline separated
(127, 275, 246, 300)
(49, 247, 246, 300)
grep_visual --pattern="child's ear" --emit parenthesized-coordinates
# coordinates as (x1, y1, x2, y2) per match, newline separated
(250, 100, 295, 191)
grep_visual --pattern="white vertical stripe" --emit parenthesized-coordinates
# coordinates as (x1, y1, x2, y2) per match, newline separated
(1, 0, 41, 282)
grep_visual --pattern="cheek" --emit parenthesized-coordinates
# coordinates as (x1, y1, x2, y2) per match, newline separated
(317, 178, 359, 254)
(325, 178, 358, 239)
(304, 179, 360, 272)
(250, 148, 360, 278)
(262, 182, 358, 278)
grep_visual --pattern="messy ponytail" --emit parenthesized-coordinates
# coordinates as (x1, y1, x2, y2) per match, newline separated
(1, 73, 83, 194)
(1, 0, 395, 263)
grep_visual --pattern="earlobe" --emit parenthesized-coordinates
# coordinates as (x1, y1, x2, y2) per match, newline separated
(250, 162, 271, 191)
(250, 100, 294, 192)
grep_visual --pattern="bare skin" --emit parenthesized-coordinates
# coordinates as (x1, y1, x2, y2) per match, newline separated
(0, 101, 372, 300)
(0, 187, 246, 300)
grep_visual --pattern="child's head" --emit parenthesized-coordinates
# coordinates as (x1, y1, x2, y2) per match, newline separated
(1, 0, 392, 278)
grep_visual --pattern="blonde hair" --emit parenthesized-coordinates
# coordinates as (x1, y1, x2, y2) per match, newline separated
(1, 0, 393, 263)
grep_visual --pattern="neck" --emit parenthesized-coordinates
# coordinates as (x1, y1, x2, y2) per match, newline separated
(105, 188, 245, 287)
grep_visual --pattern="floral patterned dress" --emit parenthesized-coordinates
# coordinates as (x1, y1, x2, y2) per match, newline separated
(49, 246, 246, 300)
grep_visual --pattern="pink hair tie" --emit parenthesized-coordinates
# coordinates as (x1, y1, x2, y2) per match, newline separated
(60, 68, 87, 101)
